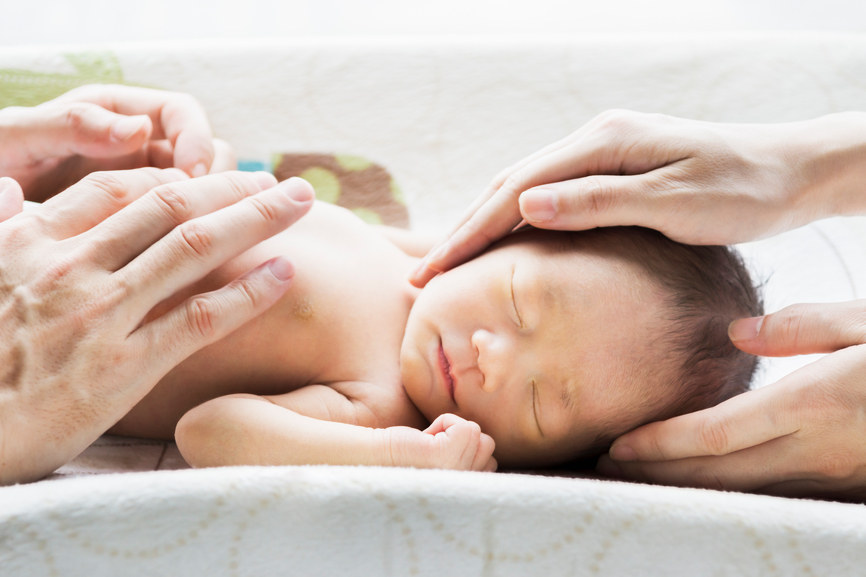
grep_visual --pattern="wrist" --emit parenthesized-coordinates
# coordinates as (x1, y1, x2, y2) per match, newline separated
(786, 112, 866, 219)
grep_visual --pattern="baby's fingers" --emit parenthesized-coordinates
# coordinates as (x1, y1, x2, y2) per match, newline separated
(471, 433, 496, 472)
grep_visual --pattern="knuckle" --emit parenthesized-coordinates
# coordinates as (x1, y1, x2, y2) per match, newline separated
(499, 171, 529, 197)
(595, 109, 635, 131)
(773, 305, 810, 348)
(81, 171, 131, 205)
(814, 452, 858, 480)
(152, 185, 195, 224)
(187, 297, 220, 340)
(176, 221, 215, 259)
(246, 194, 284, 224)
(61, 103, 93, 131)
(232, 275, 262, 310)
(576, 176, 615, 217)
(699, 413, 733, 455)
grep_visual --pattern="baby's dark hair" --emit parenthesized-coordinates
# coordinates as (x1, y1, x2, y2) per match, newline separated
(576, 226, 763, 428)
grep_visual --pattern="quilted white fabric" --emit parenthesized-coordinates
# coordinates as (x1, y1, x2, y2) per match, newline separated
(2, 34, 866, 575)
(4, 466, 866, 577)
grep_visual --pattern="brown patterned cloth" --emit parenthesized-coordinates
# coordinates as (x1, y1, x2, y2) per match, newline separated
(273, 153, 410, 229)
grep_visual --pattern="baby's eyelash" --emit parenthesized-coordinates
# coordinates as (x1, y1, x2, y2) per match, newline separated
(532, 380, 544, 437)
(510, 266, 523, 328)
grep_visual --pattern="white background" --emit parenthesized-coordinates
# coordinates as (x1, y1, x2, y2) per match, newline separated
(2, 0, 864, 46)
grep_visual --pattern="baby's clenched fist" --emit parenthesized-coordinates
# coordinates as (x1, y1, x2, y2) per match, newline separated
(385, 414, 497, 472)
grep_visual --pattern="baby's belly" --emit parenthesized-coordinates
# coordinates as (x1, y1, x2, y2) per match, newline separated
(110, 202, 414, 439)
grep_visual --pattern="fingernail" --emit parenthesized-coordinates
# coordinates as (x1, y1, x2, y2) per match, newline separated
(410, 257, 429, 280)
(728, 315, 764, 342)
(283, 177, 315, 203)
(596, 458, 624, 479)
(609, 443, 637, 462)
(266, 257, 294, 282)
(191, 163, 207, 178)
(520, 188, 558, 222)
(111, 115, 149, 142)
(251, 171, 277, 190)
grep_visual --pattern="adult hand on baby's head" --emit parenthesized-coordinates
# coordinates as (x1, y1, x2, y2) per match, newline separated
(0, 85, 235, 202)
(386, 414, 497, 472)
(410, 110, 865, 287)
(598, 300, 866, 501)
(0, 169, 314, 484)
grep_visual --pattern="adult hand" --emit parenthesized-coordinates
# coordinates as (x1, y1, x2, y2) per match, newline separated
(0, 177, 24, 222)
(410, 110, 866, 287)
(597, 300, 866, 501)
(0, 168, 314, 484)
(0, 84, 233, 202)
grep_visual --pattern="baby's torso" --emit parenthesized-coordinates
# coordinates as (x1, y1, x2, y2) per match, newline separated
(112, 202, 419, 438)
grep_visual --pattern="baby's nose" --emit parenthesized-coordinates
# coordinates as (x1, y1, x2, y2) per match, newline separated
(471, 329, 511, 393)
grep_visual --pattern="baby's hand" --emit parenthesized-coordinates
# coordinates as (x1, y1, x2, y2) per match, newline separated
(386, 414, 497, 472)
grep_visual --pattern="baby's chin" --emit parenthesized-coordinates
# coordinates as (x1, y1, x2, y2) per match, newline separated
(398, 342, 441, 423)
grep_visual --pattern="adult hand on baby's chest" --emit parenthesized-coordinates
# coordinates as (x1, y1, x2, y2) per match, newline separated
(598, 300, 866, 501)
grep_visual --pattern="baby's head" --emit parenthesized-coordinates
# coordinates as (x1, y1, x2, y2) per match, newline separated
(401, 226, 761, 468)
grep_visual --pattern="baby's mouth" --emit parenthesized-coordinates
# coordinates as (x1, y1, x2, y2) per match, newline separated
(438, 342, 455, 403)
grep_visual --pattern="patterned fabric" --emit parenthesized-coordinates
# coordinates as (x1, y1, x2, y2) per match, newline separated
(273, 153, 409, 228)
(0, 51, 134, 108)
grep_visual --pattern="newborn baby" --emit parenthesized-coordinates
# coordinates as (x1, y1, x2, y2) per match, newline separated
(110, 189, 762, 470)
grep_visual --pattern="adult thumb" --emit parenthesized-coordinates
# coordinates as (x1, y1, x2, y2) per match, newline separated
(0, 177, 24, 222)
(518, 173, 657, 231)
(24, 102, 152, 159)
(729, 300, 866, 357)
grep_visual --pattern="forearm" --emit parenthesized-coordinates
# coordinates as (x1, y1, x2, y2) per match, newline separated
(785, 112, 866, 219)
(176, 395, 392, 468)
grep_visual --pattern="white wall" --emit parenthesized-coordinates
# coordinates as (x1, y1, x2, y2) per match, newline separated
(3, 0, 864, 46)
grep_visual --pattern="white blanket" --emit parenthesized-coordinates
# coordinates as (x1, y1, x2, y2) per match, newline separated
(3, 466, 866, 576)
(2, 34, 866, 576)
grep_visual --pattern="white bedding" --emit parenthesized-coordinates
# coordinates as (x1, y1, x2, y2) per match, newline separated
(2, 34, 866, 575)
(4, 466, 866, 577)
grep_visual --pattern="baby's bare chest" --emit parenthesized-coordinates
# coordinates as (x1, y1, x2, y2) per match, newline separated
(199, 205, 414, 390)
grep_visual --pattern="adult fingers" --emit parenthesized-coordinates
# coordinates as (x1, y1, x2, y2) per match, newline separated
(409, 119, 683, 287)
(596, 434, 803, 492)
(130, 256, 295, 374)
(408, 127, 601, 288)
(38, 168, 189, 238)
(87, 171, 278, 270)
(4, 102, 152, 162)
(606, 366, 810, 462)
(54, 85, 214, 177)
(729, 300, 866, 357)
(116, 177, 313, 315)
(442, 111, 615, 240)
(516, 172, 670, 230)
(209, 138, 237, 173)
(409, 187, 524, 287)
(0, 178, 24, 222)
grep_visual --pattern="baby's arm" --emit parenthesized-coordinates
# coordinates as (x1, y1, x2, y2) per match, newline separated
(176, 385, 497, 471)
